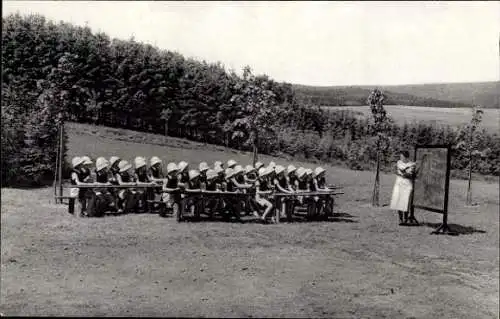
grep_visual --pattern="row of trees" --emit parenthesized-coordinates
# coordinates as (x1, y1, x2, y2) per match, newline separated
(2, 13, 498, 188)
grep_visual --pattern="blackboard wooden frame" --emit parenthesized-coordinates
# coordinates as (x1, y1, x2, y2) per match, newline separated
(410, 144, 454, 235)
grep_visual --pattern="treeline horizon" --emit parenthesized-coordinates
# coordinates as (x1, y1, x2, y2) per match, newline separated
(2, 13, 499, 186)
(292, 85, 473, 108)
(292, 81, 500, 109)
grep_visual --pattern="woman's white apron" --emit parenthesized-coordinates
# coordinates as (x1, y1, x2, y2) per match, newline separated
(390, 161, 414, 212)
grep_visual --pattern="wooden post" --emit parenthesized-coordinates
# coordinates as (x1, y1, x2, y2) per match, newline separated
(465, 123, 473, 205)
(252, 133, 258, 167)
(372, 150, 380, 207)
(54, 122, 60, 203)
(253, 143, 258, 167)
(466, 158, 473, 205)
(432, 145, 453, 234)
(58, 121, 64, 201)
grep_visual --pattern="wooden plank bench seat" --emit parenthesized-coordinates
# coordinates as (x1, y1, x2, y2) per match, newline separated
(55, 185, 343, 222)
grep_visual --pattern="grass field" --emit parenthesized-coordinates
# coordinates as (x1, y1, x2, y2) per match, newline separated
(324, 106, 500, 132)
(1, 123, 499, 317)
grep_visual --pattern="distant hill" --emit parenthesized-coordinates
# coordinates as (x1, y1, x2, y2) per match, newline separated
(380, 82, 499, 109)
(293, 81, 499, 109)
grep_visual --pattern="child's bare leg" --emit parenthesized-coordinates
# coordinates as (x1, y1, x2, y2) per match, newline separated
(261, 201, 274, 221)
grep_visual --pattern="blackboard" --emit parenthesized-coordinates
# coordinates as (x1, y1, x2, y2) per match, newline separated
(412, 146, 451, 214)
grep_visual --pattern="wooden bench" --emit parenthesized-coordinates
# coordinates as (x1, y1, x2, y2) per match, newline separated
(55, 184, 343, 223)
(55, 182, 163, 213)
(273, 190, 344, 223)
(176, 190, 344, 224)
(176, 191, 255, 222)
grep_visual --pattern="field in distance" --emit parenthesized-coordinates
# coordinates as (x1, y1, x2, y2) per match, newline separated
(324, 105, 500, 132)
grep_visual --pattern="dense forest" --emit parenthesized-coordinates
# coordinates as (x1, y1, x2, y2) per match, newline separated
(2, 13, 499, 186)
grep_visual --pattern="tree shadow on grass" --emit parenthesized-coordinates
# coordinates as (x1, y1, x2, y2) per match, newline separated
(423, 222, 486, 235)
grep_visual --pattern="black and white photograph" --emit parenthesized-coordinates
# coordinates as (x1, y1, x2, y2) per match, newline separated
(1, 1, 499, 317)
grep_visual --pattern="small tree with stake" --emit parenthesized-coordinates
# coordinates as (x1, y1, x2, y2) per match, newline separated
(367, 89, 391, 207)
(456, 105, 489, 206)
(229, 66, 278, 165)
(160, 107, 172, 137)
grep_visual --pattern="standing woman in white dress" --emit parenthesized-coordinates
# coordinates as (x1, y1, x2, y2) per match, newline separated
(390, 150, 416, 225)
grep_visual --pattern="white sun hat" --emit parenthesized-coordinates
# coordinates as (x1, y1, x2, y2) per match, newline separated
(118, 160, 132, 173)
(167, 162, 178, 174)
(199, 162, 210, 172)
(214, 161, 223, 169)
(258, 168, 267, 177)
(178, 161, 189, 172)
(225, 168, 236, 179)
(268, 161, 276, 169)
(215, 166, 225, 175)
(206, 169, 218, 181)
(234, 165, 244, 175)
(189, 169, 200, 180)
(150, 156, 162, 166)
(227, 159, 237, 168)
(259, 167, 272, 177)
(314, 167, 326, 177)
(134, 156, 147, 169)
(255, 161, 264, 170)
(96, 157, 109, 172)
(296, 167, 306, 179)
(72, 156, 85, 168)
(81, 156, 93, 165)
(287, 165, 297, 174)
(245, 165, 256, 174)
(109, 156, 121, 166)
(305, 168, 313, 176)
(275, 165, 286, 175)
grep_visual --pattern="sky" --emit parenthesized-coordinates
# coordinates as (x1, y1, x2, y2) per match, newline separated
(3, 1, 500, 86)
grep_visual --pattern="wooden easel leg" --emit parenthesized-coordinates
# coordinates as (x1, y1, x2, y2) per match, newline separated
(407, 211, 419, 225)
(431, 223, 456, 235)
(431, 210, 456, 235)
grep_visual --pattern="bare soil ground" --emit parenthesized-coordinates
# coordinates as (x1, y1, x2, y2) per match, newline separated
(1, 123, 498, 318)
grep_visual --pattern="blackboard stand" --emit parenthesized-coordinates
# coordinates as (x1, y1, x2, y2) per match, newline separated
(411, 145, 457, 236)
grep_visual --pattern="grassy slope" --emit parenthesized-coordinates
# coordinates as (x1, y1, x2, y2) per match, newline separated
(1, 123, 498, 317)
(324, 105, 500, 133)
(293, 81, 500, 109)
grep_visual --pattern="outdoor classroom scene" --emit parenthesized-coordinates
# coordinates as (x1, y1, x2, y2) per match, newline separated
(1, 2, 499, 318)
